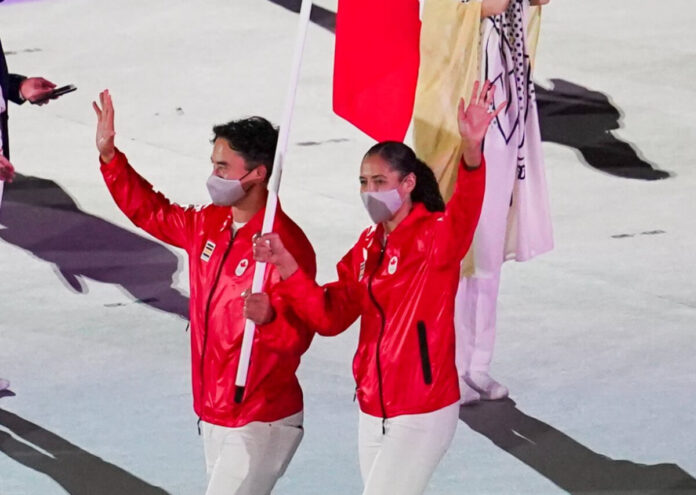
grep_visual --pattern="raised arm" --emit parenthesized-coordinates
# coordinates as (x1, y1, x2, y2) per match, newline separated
(93, 90, 194, 249)
(434, 80, 505, 264)
(253, 233, 363, 336)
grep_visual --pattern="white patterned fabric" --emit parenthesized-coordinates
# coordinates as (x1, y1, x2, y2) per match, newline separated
(469, 0, 553, 276)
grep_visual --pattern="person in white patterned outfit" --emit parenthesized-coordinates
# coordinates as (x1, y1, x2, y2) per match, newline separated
(456, 0, 554, 404)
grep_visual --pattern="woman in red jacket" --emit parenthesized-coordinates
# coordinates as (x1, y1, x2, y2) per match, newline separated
(254, 81, 503, 495)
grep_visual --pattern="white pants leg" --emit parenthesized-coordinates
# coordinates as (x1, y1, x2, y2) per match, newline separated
(455, 268, 502, 375)
(202, 411, 304, 495)
(359, 402, 459, 495)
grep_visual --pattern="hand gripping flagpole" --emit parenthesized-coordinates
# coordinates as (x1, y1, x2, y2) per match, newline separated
(234, 0, 313, 403)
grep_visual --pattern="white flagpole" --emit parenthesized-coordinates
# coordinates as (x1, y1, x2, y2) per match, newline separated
(234, 0, 313, 403)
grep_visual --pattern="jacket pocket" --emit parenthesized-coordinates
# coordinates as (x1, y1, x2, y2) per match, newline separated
(417, 321, 433, 385)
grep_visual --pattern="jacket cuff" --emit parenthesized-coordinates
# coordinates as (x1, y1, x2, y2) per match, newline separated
(8, 74, 27, 105)
(274, 268, 315, 299)
(462, 154, 486, 173)
(99, 148, 126, 169)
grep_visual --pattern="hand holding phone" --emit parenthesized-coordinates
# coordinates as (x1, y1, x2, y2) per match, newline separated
(33, 84, 77, 105)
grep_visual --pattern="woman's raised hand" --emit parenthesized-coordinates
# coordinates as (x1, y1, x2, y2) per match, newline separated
(457, 80, 506, 167)
(458, 80, 506, 146)
(92, 90, 116, 163)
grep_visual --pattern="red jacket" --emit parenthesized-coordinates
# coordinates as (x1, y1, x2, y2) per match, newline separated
(275, 160, 485, 418)
(101, 150, 316, 427)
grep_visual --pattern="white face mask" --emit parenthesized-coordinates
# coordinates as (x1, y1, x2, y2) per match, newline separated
(206, 171, 252, 206)
(360, 188, 404, 224)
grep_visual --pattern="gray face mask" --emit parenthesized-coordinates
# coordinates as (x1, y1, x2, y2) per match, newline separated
(206, 171, 252, 206)
(360, 188, 404, 224)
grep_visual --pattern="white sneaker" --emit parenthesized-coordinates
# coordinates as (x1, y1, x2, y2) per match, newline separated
(466, 371, 508, 401)
(0, 378, 9, 391)
(459, 377, 481, 406)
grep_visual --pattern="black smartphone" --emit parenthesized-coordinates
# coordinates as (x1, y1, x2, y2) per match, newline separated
(34, 84, 77, 104)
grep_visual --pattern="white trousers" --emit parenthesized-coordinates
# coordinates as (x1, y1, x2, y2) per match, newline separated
(201, 411, 304, 495)
(454, 267, 502, 375)
(358, 402, 459, 495)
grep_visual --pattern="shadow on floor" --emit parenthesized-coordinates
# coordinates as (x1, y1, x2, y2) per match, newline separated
(460, 398, 696, 494)
(0, 408, 169, 495)
(0, 174, 189, 319)
(536, 79, 670, 181)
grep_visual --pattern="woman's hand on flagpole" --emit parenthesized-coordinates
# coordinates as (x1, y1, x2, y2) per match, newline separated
(457, 80, 506, 168)
(253, 233, 299, 280)
(92, 90, 116, 163)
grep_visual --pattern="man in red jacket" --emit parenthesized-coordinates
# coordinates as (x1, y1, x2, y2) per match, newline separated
(93, 90, 316, 495)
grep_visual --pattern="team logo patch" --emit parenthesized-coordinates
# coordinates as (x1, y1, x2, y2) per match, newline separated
(387, 256, 398, 275)
(200, 240, 216, 262)
(235, 259, 250, 276)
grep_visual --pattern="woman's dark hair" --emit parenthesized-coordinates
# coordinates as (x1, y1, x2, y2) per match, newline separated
(212, 117, 278, 177)
(364, 141, 445, 212)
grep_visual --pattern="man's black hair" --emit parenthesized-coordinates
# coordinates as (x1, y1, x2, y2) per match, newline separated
(212, 116, 278, 177)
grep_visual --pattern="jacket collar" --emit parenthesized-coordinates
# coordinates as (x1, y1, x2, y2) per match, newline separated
(372, 202, 431, 245)
(216, 200, 281, 240)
